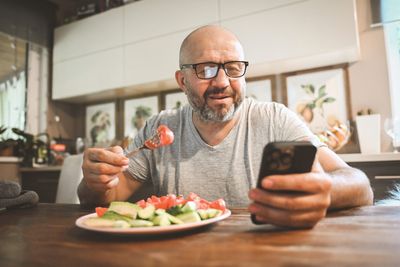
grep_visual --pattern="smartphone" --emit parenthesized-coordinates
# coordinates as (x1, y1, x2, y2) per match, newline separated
(251, 141, 317, 224)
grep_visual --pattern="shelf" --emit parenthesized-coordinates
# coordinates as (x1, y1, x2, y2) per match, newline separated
(339, 153, 400, 163)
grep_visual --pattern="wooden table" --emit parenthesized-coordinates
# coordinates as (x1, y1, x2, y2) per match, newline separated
(0, 204, 399, 267)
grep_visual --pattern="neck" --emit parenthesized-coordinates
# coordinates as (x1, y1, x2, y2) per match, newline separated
(192, 111, 239, 146)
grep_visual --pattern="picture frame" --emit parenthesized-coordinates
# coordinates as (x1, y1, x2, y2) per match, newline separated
(282, 64, 351, 134)
(85, 102, 116, 147)
(245, 75, 277, 102)
(165, 90, 188, 110)
(123, 95, 160, 138)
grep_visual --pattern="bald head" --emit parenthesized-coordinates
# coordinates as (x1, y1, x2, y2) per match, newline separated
(179, 25, 245, 66)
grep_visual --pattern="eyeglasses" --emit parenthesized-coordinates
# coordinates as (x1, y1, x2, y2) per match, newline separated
(180, 61, 249, 79)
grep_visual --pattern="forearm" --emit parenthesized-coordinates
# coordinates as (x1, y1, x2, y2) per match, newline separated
(328, 167, 374, 209)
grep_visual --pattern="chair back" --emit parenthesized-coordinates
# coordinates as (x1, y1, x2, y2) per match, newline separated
(55, 154, 84, 204)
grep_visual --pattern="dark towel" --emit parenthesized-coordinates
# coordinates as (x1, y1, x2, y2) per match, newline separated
(0, 180, 39, 209)
(0, 180, 21, 198)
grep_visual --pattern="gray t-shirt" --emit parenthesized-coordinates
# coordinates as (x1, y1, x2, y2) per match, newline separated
(126, 97, 320, 207)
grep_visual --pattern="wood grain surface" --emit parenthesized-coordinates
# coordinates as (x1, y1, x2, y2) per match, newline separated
(0, 204, 399, 267)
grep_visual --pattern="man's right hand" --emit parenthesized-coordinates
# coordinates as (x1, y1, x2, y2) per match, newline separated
(82, 146, 129, 193)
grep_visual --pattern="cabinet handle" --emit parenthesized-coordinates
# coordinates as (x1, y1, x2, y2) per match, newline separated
(374, 175, 400, 180)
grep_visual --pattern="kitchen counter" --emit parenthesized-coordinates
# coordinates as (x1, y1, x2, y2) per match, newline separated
(339, 152, 400, 162)
(0, 156, 21, 163)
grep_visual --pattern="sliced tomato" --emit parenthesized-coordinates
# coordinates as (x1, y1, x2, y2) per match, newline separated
(137, 192, 226, 212)
(166, 194, 177, 209)
(158, 125, 174, 146)
(175, 195, 186, 206)
(198, 198, 211, 210)
(144, 125, 174, 149)
(187, 192, 200, 201)
(210, 198, 226, 212)
(137, 199, 146, 208)
(95, 207, 108, 217)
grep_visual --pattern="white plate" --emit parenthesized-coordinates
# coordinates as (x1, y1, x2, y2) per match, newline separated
(75, 209, 231, 235)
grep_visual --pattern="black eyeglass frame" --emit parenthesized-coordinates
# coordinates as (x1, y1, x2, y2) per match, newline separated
(180, 61, 249, 79)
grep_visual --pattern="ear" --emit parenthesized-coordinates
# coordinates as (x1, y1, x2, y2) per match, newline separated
(175, 70, 187, 93)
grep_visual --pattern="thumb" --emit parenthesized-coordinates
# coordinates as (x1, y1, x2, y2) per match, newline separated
(311, 157, 324, 173)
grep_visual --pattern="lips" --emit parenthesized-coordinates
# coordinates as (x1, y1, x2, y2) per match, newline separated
(208, 94, 230, 100)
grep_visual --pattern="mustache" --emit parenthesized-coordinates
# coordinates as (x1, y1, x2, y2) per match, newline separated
(204, 87, 234, 98)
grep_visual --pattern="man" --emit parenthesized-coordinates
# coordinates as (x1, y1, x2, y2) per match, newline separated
(78, 25, 373, 228)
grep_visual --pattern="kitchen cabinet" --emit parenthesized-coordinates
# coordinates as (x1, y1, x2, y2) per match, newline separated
(53, 7, 124, 63)
(0, 157, 21, 184)
(53, 47, 124, 99)
(219, 0, 300, 20)
(20, 166, 62, 203)
(123, 0, 218, 44)
(221, 0, 359, 76)
(340, 153, 400, 201)
(124, 30, 190, 86)
(53, 0, 360, 102)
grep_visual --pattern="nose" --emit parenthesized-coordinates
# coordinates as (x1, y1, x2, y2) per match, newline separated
(210, 67, 230, 88)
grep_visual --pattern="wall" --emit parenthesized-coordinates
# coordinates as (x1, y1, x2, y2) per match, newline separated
(349, 0, 391, 151)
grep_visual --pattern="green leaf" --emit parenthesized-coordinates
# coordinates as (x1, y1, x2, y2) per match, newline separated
(323, 97, 336, 103)
(301, 84, 314, 95)
(307, 103, 315, 109)
(310, 84, 315, 94)
(318, 85, 327, 98)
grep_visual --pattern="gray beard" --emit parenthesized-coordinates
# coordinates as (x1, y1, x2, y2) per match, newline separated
(186, 87, 243, 123)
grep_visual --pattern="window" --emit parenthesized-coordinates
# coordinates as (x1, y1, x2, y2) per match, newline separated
(0, 31, 49, 139)
(0, 32, 27, 139)
(384, 21, 400, 119)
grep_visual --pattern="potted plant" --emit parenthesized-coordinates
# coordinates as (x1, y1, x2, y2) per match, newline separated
(0, 126, 18, 156)
(0, 126, 47, 167)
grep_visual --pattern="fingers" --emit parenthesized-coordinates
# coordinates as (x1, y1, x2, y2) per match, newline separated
(86, 146, 129, 166)
(82, 146, 128, 193)
(249, 168, 332, 228)
(248, 202, 327, 228)
(259, 172, 332, 194)
(249, 188, 331, 211)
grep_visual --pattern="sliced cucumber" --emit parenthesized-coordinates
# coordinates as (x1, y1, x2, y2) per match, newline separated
(176, 211, 202, 223)
(138, 204, 155, 220)
(108, 201, 140, 219)
(207, 208, 222, 219)
(84, 217, 115, 228)
(181, 201, 197, 213)
(114, 220, 131, 228)
(197, 209, 208, 220)
(102, 211, 133, 223)
(153, 214, 171, 226)
(165, 213, 184, 224)
(155, 208, 166, 215)
(130, 219, 154, 227)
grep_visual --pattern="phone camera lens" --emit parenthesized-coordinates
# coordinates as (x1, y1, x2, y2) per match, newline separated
(271, 150, 280, 160)
(268, 161, 279, 170)
(281, 153, 292, 165)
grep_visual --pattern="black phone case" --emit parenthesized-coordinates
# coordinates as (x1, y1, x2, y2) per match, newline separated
(251, 141, 317, 224)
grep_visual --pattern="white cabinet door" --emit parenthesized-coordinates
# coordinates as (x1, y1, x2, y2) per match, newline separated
(123, 0, 218, 44)
(54, 7, 124, 63)
(124, 30, 190, 87)
(221, 0, 359, 75)
(53, 47, 124, 100)
(219, 0, 299, 20)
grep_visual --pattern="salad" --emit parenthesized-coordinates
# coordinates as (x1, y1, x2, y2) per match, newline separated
(83, 193, 227, 229)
